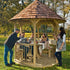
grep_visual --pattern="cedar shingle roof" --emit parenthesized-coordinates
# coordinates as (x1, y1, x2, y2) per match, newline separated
(10, 0, 65, 22)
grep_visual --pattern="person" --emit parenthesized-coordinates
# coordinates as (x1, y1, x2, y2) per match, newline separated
(18, 32, 26, 43)
(39, 34, 45, 55)
(4, 29, 20, 66)
(29, 33, 34, 44)
(17, 32, 29, 59)
(40, 33, 46, 43)
(19, 31, 25, 38)
(53, 27, 66, 66)
(39, 33, 50, 55)
(44, 35, 50, 49)
(29, 33, 34, 56)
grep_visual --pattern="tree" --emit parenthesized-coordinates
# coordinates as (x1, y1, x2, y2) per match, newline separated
(45, 0, 70, 28)
(0, 0, 27, 34)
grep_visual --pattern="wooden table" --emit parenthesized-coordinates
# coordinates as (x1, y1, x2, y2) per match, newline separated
(15, 43, 56, 62)
(15, 43, 42, 60)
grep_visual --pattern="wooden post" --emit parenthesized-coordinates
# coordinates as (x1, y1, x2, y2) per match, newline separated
(54, 20, 59, 63)
(31, 19, 40, 64)
(20, 24, 22, 34)
(37, 27, 39, 40)
(14, 24, 16, 32)
(54, 20, 59, 35)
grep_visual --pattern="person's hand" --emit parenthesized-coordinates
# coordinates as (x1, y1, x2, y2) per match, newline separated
(59, 47, 63, 50)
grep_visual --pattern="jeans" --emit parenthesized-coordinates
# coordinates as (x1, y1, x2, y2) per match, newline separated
(20, 46, 29, 58)
(20, 46, 33, 58)
(55, 52, 62, 66)
(30, 46, 33, 56)
(24, 46, 29, 58)
(4, 44, 13, 65)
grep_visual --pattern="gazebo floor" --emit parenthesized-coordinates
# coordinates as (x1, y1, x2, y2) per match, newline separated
(14, 55, 57, 68)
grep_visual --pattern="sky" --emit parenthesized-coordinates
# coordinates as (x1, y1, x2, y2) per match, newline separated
(45, 0, 70, 28)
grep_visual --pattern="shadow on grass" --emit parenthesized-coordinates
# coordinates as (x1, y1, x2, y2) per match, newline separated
(11, 64, 36, 70)
(11, 64, 59, 70)
(11, 66, 27, 70)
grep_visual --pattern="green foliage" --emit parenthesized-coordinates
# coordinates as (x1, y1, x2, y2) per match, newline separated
(0, 0, 27, 34)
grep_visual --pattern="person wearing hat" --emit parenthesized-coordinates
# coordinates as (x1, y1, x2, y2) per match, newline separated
(4, 29, 20, 66)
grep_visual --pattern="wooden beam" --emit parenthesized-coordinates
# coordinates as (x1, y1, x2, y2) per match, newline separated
(31, 19, 40, 24)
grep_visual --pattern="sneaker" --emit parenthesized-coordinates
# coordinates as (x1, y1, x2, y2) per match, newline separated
(6, 64, 11, 66)
(10, 62, 15, 65)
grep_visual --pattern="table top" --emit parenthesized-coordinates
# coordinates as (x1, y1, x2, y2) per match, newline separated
(15, 42, 56, 48)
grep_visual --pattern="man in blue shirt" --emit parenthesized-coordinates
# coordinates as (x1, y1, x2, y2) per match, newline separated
(4, 29, 20, 66)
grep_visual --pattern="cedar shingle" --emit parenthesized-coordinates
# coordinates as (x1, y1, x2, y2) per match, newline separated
(10, 0, 65, 22)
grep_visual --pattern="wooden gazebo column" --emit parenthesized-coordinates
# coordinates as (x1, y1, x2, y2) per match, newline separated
(19, 24, 22, 34)
(14, 24, 16, 32)
(37, 25, 40, 40)
(53, 20, 59, 63)
(31, 19, 40, 64)
(53, 20, 59, 35)
(37, 27, 39, 40)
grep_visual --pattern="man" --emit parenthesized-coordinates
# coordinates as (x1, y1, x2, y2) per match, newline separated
(4, 29, 20, 66)
(17, 32, 29, 59)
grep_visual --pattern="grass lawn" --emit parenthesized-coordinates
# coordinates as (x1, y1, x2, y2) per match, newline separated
(0, 37, 70, 70)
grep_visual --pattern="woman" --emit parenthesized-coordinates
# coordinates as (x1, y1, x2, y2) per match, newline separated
(44, 35, 50, 49)
(40, 33, 46, 43)
(54, 27, 66, 66)
(39, 33, 50, 55)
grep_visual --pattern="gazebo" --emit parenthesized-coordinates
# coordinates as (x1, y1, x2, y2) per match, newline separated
(10, 0, 66, 68)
